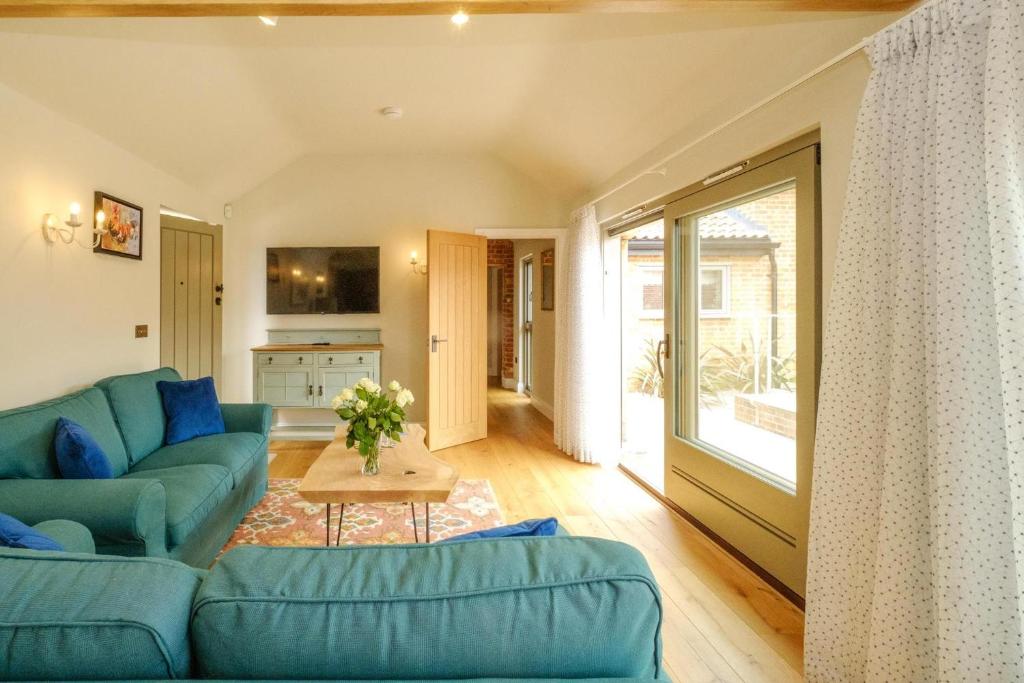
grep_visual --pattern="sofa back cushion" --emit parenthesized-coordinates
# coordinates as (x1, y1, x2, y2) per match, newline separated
(0, 550, 203, 681)
(0, 388, 129, 479)
(192, 537, 665, 680)
(95, 367, 182, 464)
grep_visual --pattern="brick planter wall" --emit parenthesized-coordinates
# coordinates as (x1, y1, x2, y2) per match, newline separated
(734, 391, 796, 439)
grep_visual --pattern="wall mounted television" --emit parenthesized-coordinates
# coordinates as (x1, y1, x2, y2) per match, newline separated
(266, 247, 380, 314)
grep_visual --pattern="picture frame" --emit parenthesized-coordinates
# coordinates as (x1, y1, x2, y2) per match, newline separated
(93, 191, 143, 260)
(541, 248, 555, 310)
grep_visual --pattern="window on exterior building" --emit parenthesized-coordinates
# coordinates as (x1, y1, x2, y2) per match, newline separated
(699, 265, 730, 317)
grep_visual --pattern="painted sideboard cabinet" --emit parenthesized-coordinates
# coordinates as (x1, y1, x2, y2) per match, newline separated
(252, 329, 382, 409)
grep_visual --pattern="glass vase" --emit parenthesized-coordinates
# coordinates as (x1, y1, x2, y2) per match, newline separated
(361, 435, 382, 476)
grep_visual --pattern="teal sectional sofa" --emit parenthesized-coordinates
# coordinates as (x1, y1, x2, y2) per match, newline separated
(0, 368, 270, 567)
(0, 535, 666, 682)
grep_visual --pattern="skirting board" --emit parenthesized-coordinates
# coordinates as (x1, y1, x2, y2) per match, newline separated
(530, 395, 554, 421)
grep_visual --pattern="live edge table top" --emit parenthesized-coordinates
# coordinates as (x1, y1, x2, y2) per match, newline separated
(297, 424, 459, 505)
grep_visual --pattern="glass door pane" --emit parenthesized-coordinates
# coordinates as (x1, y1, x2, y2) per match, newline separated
(692, 183, 798, 487)
(618, 219, 665, 491)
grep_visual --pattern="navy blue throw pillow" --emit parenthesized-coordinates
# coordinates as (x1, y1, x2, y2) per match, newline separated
(442, 517, 559, 543)
(0, 513, 64, 551)
(157, 376, 225, 445)
(54, 417, 114, 479)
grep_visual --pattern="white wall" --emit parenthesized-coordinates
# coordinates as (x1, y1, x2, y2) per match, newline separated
(0, 83, 214, 409)
(589, 53, 874, 312)
(221, 153, 567, 422)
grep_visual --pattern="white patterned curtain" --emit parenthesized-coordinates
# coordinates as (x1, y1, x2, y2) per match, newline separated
(805, 0, 1024, 679)
(554, 204, 612, 464)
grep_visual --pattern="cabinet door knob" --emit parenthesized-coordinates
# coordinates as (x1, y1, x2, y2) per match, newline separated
(268, 356, 273, 364)
(298, 356, 303, 364)
(358, 356, 363, 363)
(308, 385, 313, 397)
(328, 357, 333, 364)
(318, 385, 324, 397)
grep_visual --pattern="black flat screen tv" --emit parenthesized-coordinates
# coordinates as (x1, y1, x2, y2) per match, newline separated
(266, 247, 380, 314)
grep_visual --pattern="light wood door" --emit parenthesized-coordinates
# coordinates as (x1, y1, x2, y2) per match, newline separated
(160, 215, 223, 387)
(427, 230, 487, 451)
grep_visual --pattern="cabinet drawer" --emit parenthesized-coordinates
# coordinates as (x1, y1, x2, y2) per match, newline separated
(257, 353, 312, 367)
(317, 351, 378, 367)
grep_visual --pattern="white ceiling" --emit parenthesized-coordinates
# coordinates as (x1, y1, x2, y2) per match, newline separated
(0, 10, 899, 202)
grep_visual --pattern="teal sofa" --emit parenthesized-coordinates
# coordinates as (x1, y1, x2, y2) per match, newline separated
(0, 368, 270, 567)
(0, 535, 666, 681)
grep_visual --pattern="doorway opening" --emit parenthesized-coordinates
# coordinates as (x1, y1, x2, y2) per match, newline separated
(614, 219, 666, 492)
(484, 237, 557, 423)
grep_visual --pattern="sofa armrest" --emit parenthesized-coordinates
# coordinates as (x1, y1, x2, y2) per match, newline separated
(0, 478, 167, 557)
(32, 519, 96, 554)
(221, 402, 272, 438)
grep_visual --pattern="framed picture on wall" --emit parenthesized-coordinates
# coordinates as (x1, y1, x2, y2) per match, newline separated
(541, 248, 555, 310)
(94, 192, 143, 260)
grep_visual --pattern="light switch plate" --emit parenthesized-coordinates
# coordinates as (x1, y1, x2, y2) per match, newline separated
(135, 324, 149, 339)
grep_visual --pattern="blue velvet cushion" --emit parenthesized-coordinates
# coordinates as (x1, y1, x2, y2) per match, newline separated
(157, 376, 226, 445)
(53, 416, 115, 479)
(442, 517, 559, 543)
(0, 513, 63, 551)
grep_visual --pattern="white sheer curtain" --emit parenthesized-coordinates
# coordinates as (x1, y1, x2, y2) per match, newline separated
(805, 0, 1024, 679)
(554, 204, 612, 464)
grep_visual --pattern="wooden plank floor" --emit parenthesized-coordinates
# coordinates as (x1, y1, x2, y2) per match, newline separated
(269, 388, 805, 682)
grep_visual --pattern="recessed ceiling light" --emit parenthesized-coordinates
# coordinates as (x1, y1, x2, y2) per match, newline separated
(380, 106, 403, 120)
(258, 16, 278, 26)
(451, 10, 469, 26)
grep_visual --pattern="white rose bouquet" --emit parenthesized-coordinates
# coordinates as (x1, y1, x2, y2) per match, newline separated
(331, 378, 415, 475)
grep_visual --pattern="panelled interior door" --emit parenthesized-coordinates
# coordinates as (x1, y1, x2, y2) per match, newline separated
(427, 229, 488, 451)
(160, 215, 223, 388)
(663, 144, 820, 597)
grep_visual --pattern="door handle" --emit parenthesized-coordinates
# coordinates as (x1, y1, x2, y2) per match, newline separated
(318, 385, 323, 397)
(655, 334, 669, 378)
(431, 335, 448, 352)
(308, 385, 313, 397)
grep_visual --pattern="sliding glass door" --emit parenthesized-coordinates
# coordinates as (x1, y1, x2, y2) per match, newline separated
(663, 145, 819, 596)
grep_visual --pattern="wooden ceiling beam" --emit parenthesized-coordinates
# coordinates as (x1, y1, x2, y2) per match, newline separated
(0, 0, 917, 19)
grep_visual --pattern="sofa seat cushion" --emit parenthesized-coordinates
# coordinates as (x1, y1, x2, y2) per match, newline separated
(122, 464, 232, 548)
(95, 367, 182, 465)
(0, 387, 129, 480)
(0, 550, 202, 680)
(128, 432, 265, 488)
(192, 538, 664, 680)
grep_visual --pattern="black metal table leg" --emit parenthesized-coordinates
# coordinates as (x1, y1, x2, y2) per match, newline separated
(410, 502, 419, 543)
(425, 502, 430, 544)
(325, 503, 331, 547)
(336, 503, 345, 546)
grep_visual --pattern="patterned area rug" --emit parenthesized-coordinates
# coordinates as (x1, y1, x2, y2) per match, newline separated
(220, 478, 503, 554)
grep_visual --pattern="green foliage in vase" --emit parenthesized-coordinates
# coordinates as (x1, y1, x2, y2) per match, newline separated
(332, 378, 415, 458)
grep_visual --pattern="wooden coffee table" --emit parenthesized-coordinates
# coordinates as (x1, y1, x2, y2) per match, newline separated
(298, 424, 459, 545)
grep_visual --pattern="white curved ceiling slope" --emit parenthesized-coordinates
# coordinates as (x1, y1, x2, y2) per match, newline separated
(0, 11, 898, 202)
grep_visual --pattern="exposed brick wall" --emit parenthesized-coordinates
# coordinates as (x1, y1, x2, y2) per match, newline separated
(487, 240, 515, 381)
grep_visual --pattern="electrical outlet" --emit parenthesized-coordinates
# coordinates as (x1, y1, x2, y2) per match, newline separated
(135, 324, 149, 339)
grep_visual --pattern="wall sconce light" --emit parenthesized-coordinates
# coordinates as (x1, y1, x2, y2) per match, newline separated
(42, 202, 107, 248)
(410, 250, 427, 275)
